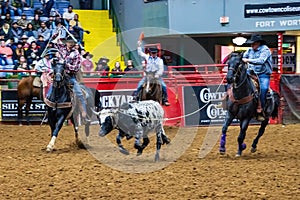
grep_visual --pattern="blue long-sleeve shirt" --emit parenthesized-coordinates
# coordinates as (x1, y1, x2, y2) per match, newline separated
(243, 45, 273, 75)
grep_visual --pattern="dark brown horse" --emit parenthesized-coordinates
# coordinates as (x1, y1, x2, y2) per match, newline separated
(139, 72, 162, 104)
(17, 75, 43, 125)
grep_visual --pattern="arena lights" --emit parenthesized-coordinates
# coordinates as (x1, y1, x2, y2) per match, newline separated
(232, 36, 247, 46)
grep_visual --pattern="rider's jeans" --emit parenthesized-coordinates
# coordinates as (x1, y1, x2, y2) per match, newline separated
(69, 76, 87, 113)
(136, 77, 168, 100)
(258, 74, 270, 109)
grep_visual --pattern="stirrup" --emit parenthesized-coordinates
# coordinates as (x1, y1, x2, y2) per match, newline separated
(256, 112, 265, 121)
(163, 100, 170, 106)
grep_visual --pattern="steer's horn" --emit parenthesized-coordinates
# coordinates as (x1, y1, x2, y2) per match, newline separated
(92, 108, 101, 116)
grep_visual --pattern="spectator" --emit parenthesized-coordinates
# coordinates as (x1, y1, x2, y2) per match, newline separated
(94, 57, 110, 76)
(3, 13, 13, 26)
(9, 0, 23, 16)
(36, 34, 46, 52)
(52, 20, 67, 41)
(34, 50, 53, 98)
(54, 13, 66, 27)
(24, 41, 40, 65)
(31, 14, 41, 30)
(0, 23, 13, 42)
(24, 0, 33, 8)
(37, 21, 51, 41)
(23, 22, 38, 39)
(81, 52, 94, 76)
(69, 14, 90, 44)
(17, 13, 29, 30)
(20, 34, 30, 49)
(67, 26, 80, 43)
(63, 5, 75, 26)
(124, 59, 138, 72)
(41, 0, 54, 17)
(14, 55, 30, 75)
(111, 61, 123, 76)
(45, 14, 56, 32)
(0, 1, 9, 16)
(11, 21, 23, 43)
(12, 41, 24, 63)
(0, 40, 14, 65)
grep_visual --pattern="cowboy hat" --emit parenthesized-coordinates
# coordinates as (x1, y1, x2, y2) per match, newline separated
(95, 57, 109, 65)
(62, 36, 75, 44)
(149, 47, 158, 53)
(245, 34, 266, 44)
(83, 52, 93, 59)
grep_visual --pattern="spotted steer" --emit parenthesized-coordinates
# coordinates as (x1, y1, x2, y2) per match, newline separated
(99, 100, 170, 161)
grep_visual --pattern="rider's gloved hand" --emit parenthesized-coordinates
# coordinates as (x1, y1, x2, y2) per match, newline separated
(154, 74, 159, 79)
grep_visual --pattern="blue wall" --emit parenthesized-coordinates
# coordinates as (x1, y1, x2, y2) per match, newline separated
(112, 0, 300, 35)
(169, 0, 300, 34)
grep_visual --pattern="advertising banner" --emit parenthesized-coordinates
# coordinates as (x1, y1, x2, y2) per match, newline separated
(183, 85, 239, 126)
(1, 90, 45, 121)
(245, 2, 300, 18)
(96, 89, 135, 109)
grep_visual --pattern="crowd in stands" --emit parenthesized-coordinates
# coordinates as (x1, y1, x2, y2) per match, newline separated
(0, 1, 95, 77)
(0, 1, 144, 79)
(87, 57, 143, 78)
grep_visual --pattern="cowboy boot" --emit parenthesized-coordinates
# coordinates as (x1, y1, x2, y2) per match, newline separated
(162, 91, 170, 106)
(256, 99, 265, 121)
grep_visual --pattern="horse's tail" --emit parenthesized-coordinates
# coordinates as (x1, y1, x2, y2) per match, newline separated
(271, 91, 280, 119)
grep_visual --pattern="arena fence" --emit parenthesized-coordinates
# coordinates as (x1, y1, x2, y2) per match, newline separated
(0, 65, 284, 126)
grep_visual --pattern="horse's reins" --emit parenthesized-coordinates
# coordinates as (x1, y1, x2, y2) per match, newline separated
(44, 70, 72, 109)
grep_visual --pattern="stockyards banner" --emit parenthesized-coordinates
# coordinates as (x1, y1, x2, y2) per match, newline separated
(96, 89, 135, 109)
(183, 85, 239, 126)
(0, 90, 45, 121)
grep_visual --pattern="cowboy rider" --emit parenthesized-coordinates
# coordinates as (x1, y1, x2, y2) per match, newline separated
(135, 41, 170, 106)
(242, 34, 273, 121)
(52, 35, 90, 122)
(34, 50, 54, 100)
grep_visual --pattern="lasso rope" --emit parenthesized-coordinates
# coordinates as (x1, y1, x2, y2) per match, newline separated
(100, 75, 227, 122)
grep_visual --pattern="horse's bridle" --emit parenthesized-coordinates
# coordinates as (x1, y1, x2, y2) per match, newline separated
(53, 68, 66, 88)
(228, 63, 248, 89)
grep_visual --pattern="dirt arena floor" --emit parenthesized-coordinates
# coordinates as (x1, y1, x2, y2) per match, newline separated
(0, 123, 299, 199)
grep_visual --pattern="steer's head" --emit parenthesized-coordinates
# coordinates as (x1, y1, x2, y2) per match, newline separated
(98, 109, 117, 137)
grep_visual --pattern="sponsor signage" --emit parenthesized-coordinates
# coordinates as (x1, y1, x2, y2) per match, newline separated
(272, 53, 295, 72)
(183, 85, 239, 126)
(1, 90, 45, 121)
(245, 2, 300, 18)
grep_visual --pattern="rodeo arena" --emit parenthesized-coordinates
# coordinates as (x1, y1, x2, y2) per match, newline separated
(0, 0, 300, 199)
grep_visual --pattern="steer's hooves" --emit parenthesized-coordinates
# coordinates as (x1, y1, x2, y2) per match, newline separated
(155, 153, 160, 162)
(136, 149, 143, 156)
(163, 137, 171, 145)
(119, 147, 130, 155)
